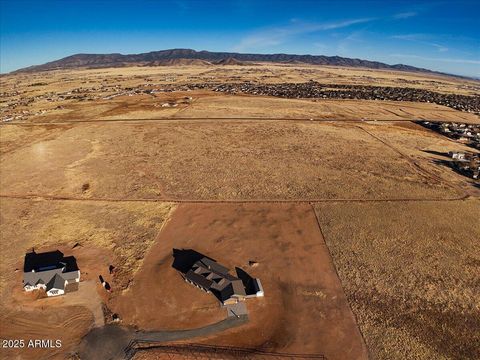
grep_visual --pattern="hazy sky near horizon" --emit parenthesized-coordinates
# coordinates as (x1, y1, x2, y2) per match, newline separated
(1, 0, 479, 77)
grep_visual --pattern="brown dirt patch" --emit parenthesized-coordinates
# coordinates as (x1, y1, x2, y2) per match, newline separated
(0, 306, 93, 360)
(113, 203, 367, 359)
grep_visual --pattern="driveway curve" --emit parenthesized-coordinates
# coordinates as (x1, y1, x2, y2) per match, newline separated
(77, 315, 248, 360)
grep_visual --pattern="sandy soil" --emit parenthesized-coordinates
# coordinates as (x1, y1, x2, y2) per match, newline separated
(314, 199, 480, 359)
(112, 203, 367, 359)
(0, 305, 93, 360)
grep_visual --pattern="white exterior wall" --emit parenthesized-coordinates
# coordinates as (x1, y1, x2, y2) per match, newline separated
(255, 279, 264, 297)
(24, 284, 47, 292)
(47, 288, 65, 297)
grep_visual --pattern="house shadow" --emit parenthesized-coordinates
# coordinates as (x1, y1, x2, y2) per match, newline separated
(171, 248, 213, 274)
(423, 150, 450, 158)
(433, 159, 461, 176)
(433, 159, 452, 167)
(235, 267, 257, 296)
(433, 159, 479, 180)
(24, 249, 78, 272)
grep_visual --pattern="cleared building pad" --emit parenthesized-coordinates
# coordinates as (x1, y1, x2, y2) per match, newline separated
(110, 203, 368, 359)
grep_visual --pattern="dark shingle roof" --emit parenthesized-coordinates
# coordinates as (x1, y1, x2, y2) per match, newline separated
(199, 258, 229, 274)
(184, 270, 213, 289)
(24, 268, 63, 287)
(218, 281, 246, 302)
(46, 274, 66, 291)
(231, 279, 247, 297)
(178, 253, 249, 303)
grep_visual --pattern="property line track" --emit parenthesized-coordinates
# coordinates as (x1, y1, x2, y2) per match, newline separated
(1, 117, 477, 126)
(309, 202, 370, 358)
(353, 124, 467, 194)
(0, 193, 474, 203)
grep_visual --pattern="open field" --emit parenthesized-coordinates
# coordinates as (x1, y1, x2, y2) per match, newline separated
(314, 199, 480, 359)
(1, 64, 479, 124)
(0, 64, 479, 360)
(1, 119, 475, 201)
(3, 63, 479, 95)
(356, 121, 479, 193)
(171, 94, 479, 122)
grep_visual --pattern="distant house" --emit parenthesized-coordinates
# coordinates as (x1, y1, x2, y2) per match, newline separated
(449, 151, 466, 161)
(179, 255, 263, 305)
(23, 250, 80, 297)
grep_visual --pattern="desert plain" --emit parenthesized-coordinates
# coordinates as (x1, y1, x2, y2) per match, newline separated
(0, 63, 479, 360)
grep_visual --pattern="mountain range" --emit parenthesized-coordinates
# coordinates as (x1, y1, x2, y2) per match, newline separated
(13, 48, 438, 74)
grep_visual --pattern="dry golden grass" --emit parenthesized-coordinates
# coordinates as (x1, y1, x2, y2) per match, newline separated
(314, 199, 480, 359)
(4, 63, 477, 93)
(1, 64, 479, 360)
(176, 94, 479, 122)
(0, 121, 467, 201)
(0, 199, 175, 299)
(1, 63, 479, 125)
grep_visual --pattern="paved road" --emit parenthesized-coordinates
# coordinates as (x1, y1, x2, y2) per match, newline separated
(77, 315, 248, 360)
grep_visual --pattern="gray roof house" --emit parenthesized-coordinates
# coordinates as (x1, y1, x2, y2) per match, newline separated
(23, 250, 80, 297)
(178, 254, 263, 305)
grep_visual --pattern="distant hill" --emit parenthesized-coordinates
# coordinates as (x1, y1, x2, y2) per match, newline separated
(145, 58, 212, 66)
(215, 57, 253, 66)
(13, 48, 439, 75)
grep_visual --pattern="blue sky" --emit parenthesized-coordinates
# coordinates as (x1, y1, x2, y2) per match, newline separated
(1, 0, 479, 77)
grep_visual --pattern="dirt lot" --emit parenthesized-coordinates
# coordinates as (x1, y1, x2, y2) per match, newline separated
(314, 199, 480, 359)
(0, 305, 93, 360)
(109, 203, 367, 359)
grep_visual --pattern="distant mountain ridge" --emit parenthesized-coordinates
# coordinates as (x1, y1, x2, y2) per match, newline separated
(13, 48, 438, 74)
